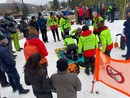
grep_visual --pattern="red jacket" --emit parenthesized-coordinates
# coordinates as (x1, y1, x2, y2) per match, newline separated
(78, 7, 84, 17)
(80, 30, 96, 57)
(24, 35, 48, 64)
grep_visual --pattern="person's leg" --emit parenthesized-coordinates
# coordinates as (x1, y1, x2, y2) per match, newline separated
(6, 67, 29, 94)
(89, 56, 95, 74)
(44, 28, 48, 42)
(126, 40, 130, 60)
(51, 30, 56, 42)
(0, 67, 10, 87)
(12, 33, 20, 51)
(84, 56, 90, 75)
(104, 50, 111, 57)
(55, 28, 60, 41)
(40, 29, 45, 42)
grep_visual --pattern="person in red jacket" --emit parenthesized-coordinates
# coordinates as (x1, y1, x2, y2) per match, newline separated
(78, 6, 84, 25)
(24, 27, 48, 70)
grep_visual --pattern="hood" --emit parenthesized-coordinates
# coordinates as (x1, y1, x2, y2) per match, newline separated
(80, 30, 92, 37)
(27, 35, 40, 45)
(95, 14, 101, 19)
(99, 26, 108, 32)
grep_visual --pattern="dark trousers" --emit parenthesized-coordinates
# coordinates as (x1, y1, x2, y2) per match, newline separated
(51, 28, 60, 41)
(66, 44, 78, 60)
(104, 50, 111, 57)
(111, 13, 115, 22)
(120, 35, 126, 50)
(5, 67, 23, 92)
(126, 39, 130, 60)
(41, 29, 48, 42)
(78, 16, 83, 25)
(0, 66, 8, 86)
(84, 56, 95, 74)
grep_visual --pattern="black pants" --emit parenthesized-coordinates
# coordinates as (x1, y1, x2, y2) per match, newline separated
(41, 29, 48, 42)
(78, 16, 83, 25)
(111, 13, 115, 22)
(51, 28, 60, 41)
(0, 66, 8, 86)
(120, 36, 126, 50)
(66, 44, 78, 60)
(84, 56, 95, 74)
(104, 50, 111, 57)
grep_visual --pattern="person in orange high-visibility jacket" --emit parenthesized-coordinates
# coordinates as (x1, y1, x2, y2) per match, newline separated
(97, 21, 113, 57)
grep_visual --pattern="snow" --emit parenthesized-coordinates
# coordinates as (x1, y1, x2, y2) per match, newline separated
(0, 20, 129, 98)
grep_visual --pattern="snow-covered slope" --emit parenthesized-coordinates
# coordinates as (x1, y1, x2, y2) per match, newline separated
(0, 20, 129, 98)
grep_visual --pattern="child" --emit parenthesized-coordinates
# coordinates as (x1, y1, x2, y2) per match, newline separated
(78, 25, 98, 75)
(64, 35, 78, 60)
(50, 58, 82, 98)
(24, 53, 52, 98)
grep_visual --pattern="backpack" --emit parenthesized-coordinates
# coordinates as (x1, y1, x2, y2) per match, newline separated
(67, 62, 80, 74)
(24, 41, 38, 61)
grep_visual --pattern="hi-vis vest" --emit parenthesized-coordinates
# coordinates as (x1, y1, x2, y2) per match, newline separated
(100, 28, 113, 52)
(78, 34, 98, 54)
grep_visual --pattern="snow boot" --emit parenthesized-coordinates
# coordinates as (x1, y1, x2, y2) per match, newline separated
(84, 66, 90, 75)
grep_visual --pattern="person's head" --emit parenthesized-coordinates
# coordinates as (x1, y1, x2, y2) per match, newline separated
(57, 58, 68, 71)
(128, 10, 130, 17)
(82, 25, 89, 31)
(63, 11, 68, 19)
(97, 20, 104, 29)
(21, 16, 27, 21)
(76, 27, 82, 35)
(24, 53, 42, 75)
(50, 12, 54, 18)
(38, 12, 43, 19)
(31, 16, 36, 22)
(0, 34, 7, 45)
(29, 27, 38, 35)
(92, 11, 98, 18)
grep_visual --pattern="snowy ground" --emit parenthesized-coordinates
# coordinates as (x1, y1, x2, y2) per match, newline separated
(0, 20, 129, 98)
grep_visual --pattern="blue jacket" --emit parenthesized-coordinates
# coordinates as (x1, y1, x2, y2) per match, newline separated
(37, 17, 46, 30)
(0, 44, 16, 72)
(124, 17, 130, 38)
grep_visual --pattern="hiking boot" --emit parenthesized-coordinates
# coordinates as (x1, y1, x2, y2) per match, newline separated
(1, 83, 10, 88)
(84, 67, 90, 76)
(58, 39, 61, 41)
(19, 89, 30, 95)
(122, 54, 126, 58)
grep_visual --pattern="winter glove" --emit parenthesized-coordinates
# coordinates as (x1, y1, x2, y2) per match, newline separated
(78, 53, 82, 58)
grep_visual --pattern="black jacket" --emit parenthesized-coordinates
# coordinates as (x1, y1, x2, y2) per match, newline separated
(29, 20, 39, 32)
(0, 44, 15, 72)
(24, 68, 52, 98)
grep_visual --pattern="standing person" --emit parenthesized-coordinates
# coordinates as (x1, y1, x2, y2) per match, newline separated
(18, 16, 29, 39)
(110, 4, 116, 23)
(37, 12, 48, 43)
(78, 25, 98, 75)
(47, 12, 60, 42)
(24, 27, 48, 70)
(24, 53, 52, 98)
(50, 58, 82, 98)
(83, 7, 90, 26)
(0, 35, 29, 94)
(100, 4, 106, 20)
(97, 21, 113, 57)
(64, 35, 78, 60)
(78, 4, 84, 25)
(29, 16, 39, 33)
(106, 5, 112, 21)
(60, 12, 71, 39)
(5, 13, 22, 51)
(92, 11, 104, 36)
(74, 7, 78, 24)
(123, 10, 130, 60)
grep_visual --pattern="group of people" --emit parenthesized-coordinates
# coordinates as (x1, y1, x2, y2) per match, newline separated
(74, 3, 116, 26)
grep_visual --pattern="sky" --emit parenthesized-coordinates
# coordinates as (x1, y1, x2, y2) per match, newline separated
(0, 0, 65, 5)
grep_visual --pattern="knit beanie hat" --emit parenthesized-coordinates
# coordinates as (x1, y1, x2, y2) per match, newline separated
(38, 12, 42, 16)
(50, 12, 54, 16)
(57, 58, 68, 71)
(0, 34, 5, 41)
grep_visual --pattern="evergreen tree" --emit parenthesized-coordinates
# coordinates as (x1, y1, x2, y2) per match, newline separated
(53, 0, 60, 10)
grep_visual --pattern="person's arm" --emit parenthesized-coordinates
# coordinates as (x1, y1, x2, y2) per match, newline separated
(78, 37, 83, 54)
(24, 73, 31, 85)
(100, 34, 106, 52)
(39, 40, 48, 57)
(70, 29, 76, 36)
(73, 74, 82, 91)
(50, 75, 56, 93)
(60, 19, 64, 33)
(41, 70, 52, 92)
